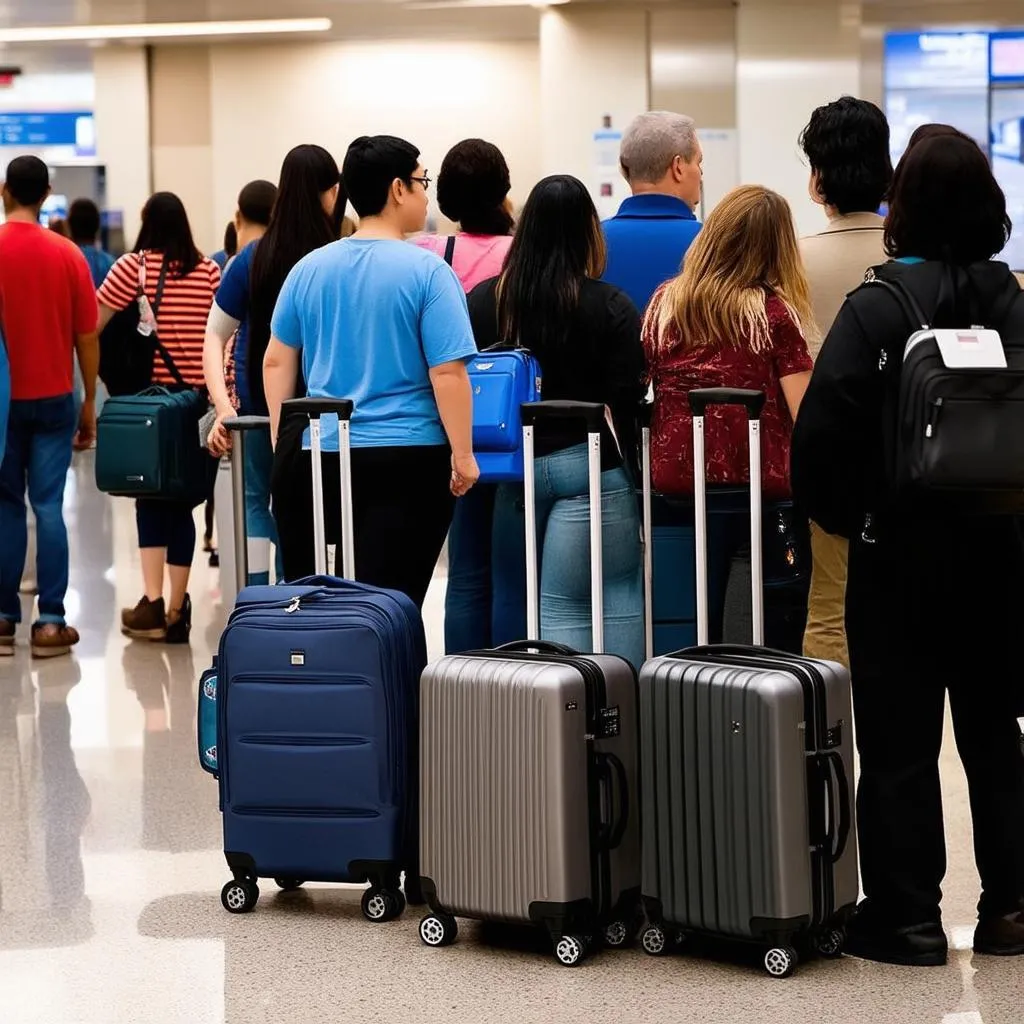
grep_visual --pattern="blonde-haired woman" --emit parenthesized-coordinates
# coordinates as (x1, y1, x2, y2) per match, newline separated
(643, 184, 817, 649)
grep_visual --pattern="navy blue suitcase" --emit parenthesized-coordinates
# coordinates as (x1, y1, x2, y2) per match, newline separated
(215, 398, 426, 922)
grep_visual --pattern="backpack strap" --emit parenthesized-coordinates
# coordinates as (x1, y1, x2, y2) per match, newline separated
(864, 275, 931, 332)
(443, 235, 456, 267)
(147, 259, 189, 389)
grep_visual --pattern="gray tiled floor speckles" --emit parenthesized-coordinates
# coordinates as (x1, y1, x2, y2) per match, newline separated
(0, 454, 1020, 1023)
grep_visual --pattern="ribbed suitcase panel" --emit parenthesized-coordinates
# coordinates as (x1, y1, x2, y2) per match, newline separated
(421, 656, 590, 922)
(641, 657, 811, 938)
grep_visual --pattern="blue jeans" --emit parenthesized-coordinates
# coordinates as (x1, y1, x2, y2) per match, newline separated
(0, 395, 76, 624)
(492, 444, 645, 669)
(444, 483, 497, 653)
(244, 426, 282, 584)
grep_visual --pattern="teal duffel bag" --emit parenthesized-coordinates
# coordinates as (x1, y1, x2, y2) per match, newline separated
(95, 385, 212, 502)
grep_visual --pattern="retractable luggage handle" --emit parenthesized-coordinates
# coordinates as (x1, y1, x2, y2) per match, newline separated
(521, 400, 606, 653)
(281, 397, 355, 579)
(224, 415, 271, 593)
(688, 388, 766, 647)
(639, 403, 654, 661)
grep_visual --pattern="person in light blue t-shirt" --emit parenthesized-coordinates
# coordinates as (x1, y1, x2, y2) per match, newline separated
(266, 135, 479, 605)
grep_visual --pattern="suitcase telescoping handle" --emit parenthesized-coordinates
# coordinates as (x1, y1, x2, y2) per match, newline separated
(281, 397, 355, 580)
(639, 403, 654, 661)
(688, 388, 766, 647)
(521, 400, 606, 653)
(224, 415, 271, 594)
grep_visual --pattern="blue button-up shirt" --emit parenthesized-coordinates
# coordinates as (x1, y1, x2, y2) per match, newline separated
(602, 193, 702, 314)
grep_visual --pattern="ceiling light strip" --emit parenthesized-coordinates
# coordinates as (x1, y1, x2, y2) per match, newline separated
(0, 18, 333, 44)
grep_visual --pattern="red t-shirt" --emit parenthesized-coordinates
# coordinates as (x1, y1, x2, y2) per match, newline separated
(97, 251, 220, 387)
(0, 221, 98, 400)
(643, 288, 813, 499)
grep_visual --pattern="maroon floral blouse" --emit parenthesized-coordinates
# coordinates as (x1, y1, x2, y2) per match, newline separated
(643, 288, 813, 499)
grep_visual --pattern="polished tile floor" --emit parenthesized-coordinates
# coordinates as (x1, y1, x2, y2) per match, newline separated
(0, 454, 1020, 1024)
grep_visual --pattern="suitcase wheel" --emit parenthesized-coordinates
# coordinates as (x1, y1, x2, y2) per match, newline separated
(274, 878, 306, 892)
(763, 946, 798, 979)
(602, 920, 631, 949)
(221, 879, 259, 914)
(553, 934, 587, 967)
(361, 886, 406, 923)
(640, 925, 672, 957)
(814, 927, 846, 959)
(419, 912, 458, 948)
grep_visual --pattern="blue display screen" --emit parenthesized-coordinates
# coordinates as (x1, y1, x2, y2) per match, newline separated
(0, 111, 94, 151)
(885, 31, 989, 90)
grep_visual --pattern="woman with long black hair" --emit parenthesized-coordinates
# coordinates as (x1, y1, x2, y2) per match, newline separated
(465, 174, 647, 667)
(97, 192, 221, 642)
(203, 144, 339, 585)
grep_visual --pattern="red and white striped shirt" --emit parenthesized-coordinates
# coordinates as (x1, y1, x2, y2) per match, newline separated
(97, 250, 220, 387)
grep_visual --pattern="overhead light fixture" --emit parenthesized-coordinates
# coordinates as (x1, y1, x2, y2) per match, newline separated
(0, 18, 333, 44)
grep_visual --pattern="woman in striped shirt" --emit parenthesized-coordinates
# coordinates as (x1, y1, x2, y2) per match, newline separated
(97, 192, 221, 644)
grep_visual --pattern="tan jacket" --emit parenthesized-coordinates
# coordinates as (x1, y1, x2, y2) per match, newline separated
(800, 212, 887, 360)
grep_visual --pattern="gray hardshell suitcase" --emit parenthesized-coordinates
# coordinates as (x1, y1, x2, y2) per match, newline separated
(637, 388, 858, 979)
(418, 401, 641, 967)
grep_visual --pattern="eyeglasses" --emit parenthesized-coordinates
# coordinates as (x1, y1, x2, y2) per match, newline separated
(408, 174, 431, 192)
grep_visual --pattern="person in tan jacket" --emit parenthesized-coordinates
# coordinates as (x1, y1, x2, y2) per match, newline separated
(798, 97, 893, 668)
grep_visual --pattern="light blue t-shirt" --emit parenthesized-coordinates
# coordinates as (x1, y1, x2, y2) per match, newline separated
(271, 238, 477, 450)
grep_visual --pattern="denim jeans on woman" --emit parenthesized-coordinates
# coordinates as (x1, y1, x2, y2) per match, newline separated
(491, 442, 644, 669)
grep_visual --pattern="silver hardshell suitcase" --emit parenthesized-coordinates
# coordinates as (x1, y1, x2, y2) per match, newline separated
(637, 387, 858, 979)
(418, 400, 641, 967)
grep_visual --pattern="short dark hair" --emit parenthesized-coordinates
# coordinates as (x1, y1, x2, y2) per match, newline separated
(342, 136, 420, 219)
(68, 198, 101, 243)
(238, 179, 277, 227)
(885, 134, 1011, 264)
(223, 221, 238, 257)
(437, 139, 513, 236)
(800, 97, 892, 215)
(5, 155, 49, 208)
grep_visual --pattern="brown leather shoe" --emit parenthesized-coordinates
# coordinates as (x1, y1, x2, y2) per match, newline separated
(121, 596, 167, 640)
(0, 618, 14, 655)
(30, 623, 80, 659)
(974, 910, 1024, 956)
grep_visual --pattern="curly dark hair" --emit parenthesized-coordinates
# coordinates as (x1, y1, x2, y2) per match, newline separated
(884, 133, 1011, 264)
(799, 97, 892, 215)
(437, 139, 513, 236)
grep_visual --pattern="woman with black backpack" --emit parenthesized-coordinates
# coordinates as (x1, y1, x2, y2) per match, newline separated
(793, 131, 1024, 967)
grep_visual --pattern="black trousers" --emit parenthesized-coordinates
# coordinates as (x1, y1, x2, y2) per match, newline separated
(271, 416, 454, 608)
(846, 515, 1024, 923)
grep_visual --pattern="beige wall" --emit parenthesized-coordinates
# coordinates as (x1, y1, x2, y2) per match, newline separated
(150, 46, 216, 252)
(93, 47, 151, 246)
(208, 38, 541, 241)
(539, 6, 649, 206)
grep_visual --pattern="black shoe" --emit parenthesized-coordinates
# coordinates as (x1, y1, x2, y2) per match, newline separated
(164, 594, 192, 645)
(974, 911, 1024, 956)
(844, 908, 948, 967)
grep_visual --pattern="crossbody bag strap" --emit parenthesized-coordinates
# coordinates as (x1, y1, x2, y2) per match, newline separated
(443, 235, 456, 266)
(148, 257, 189, 389)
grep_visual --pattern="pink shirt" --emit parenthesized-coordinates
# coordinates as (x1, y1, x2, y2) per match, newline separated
(413, 233, 513, 294)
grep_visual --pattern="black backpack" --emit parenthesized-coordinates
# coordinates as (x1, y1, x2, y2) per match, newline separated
(867, 268, 1024, 514)
(99, 258, 170, 397)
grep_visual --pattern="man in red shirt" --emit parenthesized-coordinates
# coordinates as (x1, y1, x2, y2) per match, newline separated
(0, 156, 98, 658)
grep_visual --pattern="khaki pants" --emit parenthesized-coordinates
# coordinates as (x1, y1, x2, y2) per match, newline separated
(803, 522, 849, 669)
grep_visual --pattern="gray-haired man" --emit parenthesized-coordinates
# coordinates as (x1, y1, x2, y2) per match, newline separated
(602, 111, 703, 312)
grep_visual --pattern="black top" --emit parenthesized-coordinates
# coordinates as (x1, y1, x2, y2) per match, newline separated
(466, 277, 646, 472)
(792, 259, 1024, 539)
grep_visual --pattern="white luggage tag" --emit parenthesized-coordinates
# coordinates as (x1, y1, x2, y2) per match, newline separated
(136, 254, 157, 337)
(905, 328, 1007, 369)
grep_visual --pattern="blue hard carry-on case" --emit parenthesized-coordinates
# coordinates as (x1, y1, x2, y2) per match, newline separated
(469, 348, 541, 482)
(213, 398, 426, 921)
